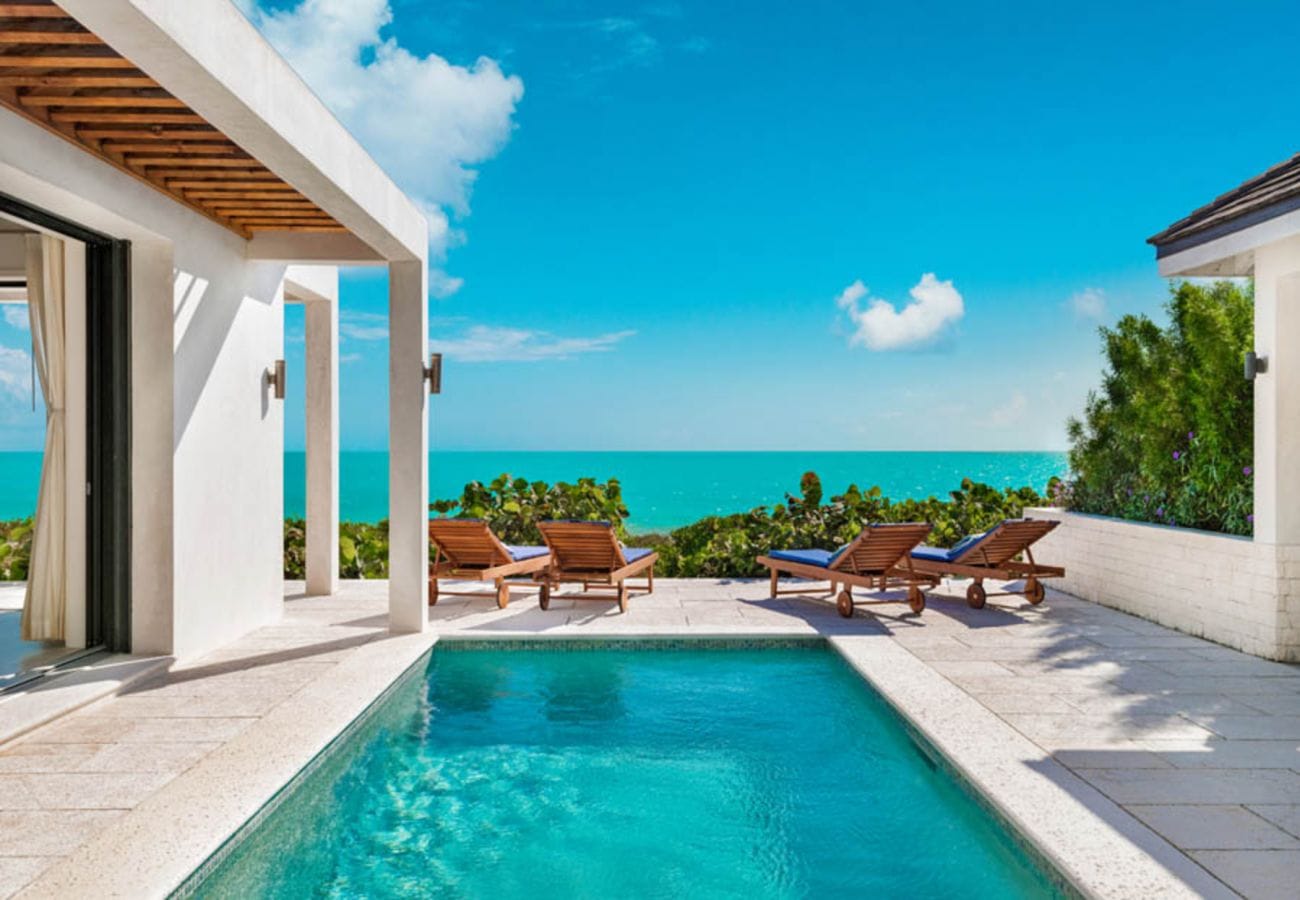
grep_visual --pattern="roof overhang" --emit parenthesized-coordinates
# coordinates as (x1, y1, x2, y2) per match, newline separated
(1149, 152, 1300, 278)
(1154, 204, 1300, 277)
(0, 0, 427, 264)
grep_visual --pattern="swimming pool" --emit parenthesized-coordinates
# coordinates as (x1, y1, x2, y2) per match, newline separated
(189, 641, 1061, 898)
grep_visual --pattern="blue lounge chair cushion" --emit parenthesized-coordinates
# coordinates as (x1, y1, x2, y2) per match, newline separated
(622, 547, 654, 563)
(506, 545, 549, 561)
(911, 530, 993, 563)
(767, 548, 835, 568)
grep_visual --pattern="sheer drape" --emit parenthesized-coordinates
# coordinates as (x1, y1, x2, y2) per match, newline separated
(21, 234, 66, 643)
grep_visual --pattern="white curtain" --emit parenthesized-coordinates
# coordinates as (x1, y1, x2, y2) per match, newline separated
(21, 234, 66, 643)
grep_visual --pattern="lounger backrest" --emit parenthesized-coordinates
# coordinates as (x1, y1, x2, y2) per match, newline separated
(538, 521, 626, 572)
(952, 519, 1058, 567)
(428, 519, 511, 568)
(831, 522, 932, 576)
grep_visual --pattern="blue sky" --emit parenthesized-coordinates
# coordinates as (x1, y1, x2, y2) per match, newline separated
(3, 0, 1298, 451)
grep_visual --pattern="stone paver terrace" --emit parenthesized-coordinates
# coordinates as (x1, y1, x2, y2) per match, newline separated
(0, 578, 1297, 898)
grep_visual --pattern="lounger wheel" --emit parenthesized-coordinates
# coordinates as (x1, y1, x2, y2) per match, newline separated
(1025, 578, 1045, 605)
(539, 583, 551, 610)
(496, 581, 510, 610)
(966, 582, 987, 610)
(908, 586, 926, 614)
(617, 583, 629, 614)
(427, 578, 439, 606)
(836, 589, 854, 618)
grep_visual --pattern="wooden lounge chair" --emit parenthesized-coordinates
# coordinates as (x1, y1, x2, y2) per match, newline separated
(909, 518, 1063, 609)
(428, 518, 551, 609)
(756, 522, 938, 617)
(535, 521, 658, 614)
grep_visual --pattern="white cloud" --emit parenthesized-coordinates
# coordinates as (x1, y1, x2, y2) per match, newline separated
(2, 305, 28, 330)
(0, 345, 31, 403)
(338, 310, 389, 342)
(988, 390, 1028, 427)
(430, 325, 635, 363)
(835, 273, 964, 351)
(236, 0, 524, 290)
(1069, 287, 1106, 320)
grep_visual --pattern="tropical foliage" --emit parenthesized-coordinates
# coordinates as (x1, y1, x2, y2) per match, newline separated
(0, 518, 31, 581)
(1064, 280, 1253, 534)
(282, 473, 1049, 580)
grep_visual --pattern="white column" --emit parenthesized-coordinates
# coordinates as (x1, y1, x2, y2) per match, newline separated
(1253, 234, 1300, 545)
(304, 296, 338, 595)
(387, 259, 428, 632)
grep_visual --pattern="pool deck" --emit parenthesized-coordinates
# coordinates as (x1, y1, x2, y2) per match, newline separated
(1, 578, 1297, 898)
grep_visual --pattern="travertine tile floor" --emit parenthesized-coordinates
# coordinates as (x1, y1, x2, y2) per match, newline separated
(1, 578, 1297, 898)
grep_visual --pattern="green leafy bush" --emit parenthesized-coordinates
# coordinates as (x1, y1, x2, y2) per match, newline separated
(1065, 280, 1253, 534)
(653, 475, 1048, 577)
(0, 518, 32, 581)
(429, 474, 631, 543)
(284, 517, 389, 580)
(281, 473, 1048, 580)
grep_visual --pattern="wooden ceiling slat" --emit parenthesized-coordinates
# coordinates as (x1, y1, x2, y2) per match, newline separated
(128, 157, 259, 168)
(149, 169, 275, 181)
(0, 9, 347, 240)
(76, 128, 223, 140)
(204, 200, 316, 209)
(0, 55, 135, 68)
(173, 185, 299, 195)
(0, 75, 156, 88)
(246, 225, 347, 233)
(102, 141, 238, 154)
(49, 111, 204, 123)
(230, 217, 339, 225)
(0, 32, 103, 45)
(0, 5, 72, 16)
(19, 95, 188, 107)
(215, 208, 332, 218)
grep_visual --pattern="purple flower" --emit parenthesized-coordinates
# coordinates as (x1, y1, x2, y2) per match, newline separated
(1127, 488, 1134, 497)
(1155, 507, 1164, 517)
(1188, 431, 1195, 441)
(1243, 466, 1253, 476)
(1173, 451, 1181, 460)
(1247, 514, 1255, 523)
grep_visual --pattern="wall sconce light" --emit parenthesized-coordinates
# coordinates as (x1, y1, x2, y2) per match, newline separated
(424, 352, 442, 395)
(1245, 351, 1268, 381)
(268, 359, 286, 399)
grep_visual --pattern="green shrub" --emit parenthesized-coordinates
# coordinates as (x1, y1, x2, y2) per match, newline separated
(653, 474, 1048, 577)
(1065, 280, 1253, 534)
(0, 518, 32, 581)
(429, 473, 631, 543)
(283, 517, 389, 580)
(280, 473, 1047, 580)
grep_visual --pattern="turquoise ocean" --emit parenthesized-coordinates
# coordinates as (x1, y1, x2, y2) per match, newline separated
(0, 450, 1065, 533)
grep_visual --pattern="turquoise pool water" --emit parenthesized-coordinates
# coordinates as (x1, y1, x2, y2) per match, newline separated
(193, 644, 1059, 898)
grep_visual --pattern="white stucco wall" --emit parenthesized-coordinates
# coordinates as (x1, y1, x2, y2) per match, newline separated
(1027, 508, 1300, 662)
(0, 107, 289, 659)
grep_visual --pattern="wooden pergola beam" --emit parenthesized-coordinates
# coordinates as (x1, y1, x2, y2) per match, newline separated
(0, 31, 103, 44)
(172, 185, 299, 195)
(77, 128, 223, 140)
(18, 95, 188, 108)
(127, 156, 258, 168)
(0, 8, 353, 241)
(246, 225, 348, 233)
(49, 111, 204, 123)
(0, 5, 72, 16)
(0, 55, 136, 68)
(0, 75, 156, 88)
(101, 141, 238, 154)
